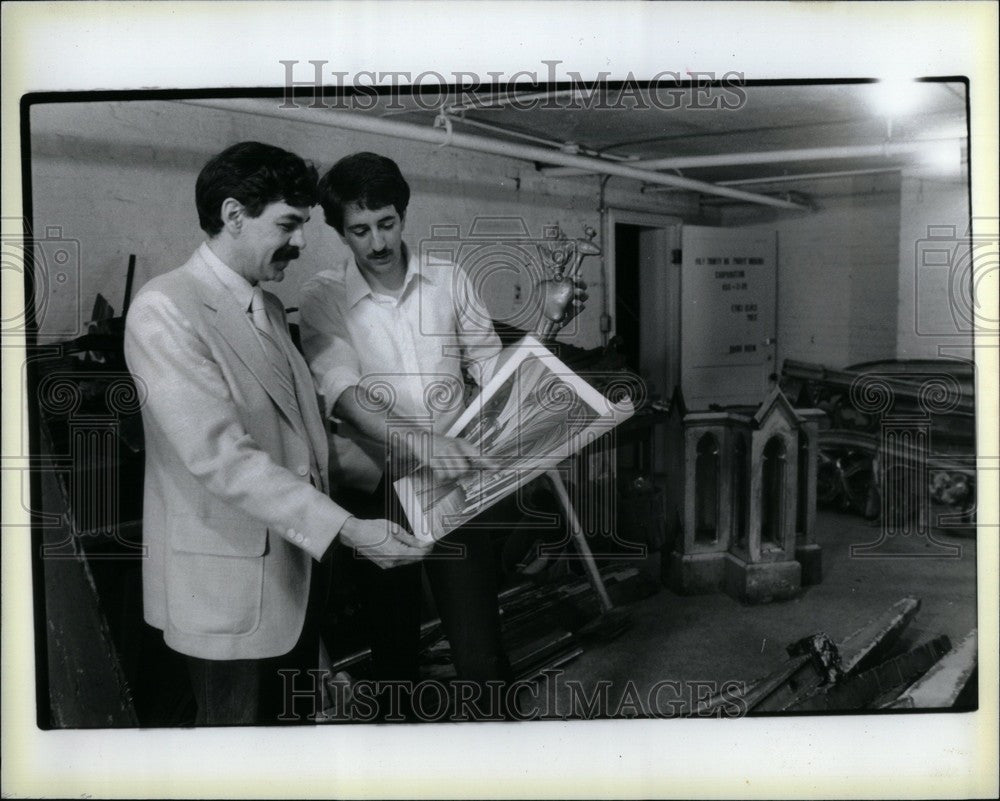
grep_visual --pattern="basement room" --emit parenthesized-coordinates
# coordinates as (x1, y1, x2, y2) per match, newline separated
(22, 78, 980, 728)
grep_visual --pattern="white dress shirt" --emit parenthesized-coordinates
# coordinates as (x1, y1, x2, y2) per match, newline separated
(299, 244, 501, 492)
(200, 241, 254, 314)
(201, 241, 277, 359)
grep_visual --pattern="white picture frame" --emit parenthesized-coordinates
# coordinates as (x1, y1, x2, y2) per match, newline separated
(394, 336, 634, 542)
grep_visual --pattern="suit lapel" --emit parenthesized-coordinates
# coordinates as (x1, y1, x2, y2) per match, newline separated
(187, 258, 309, 442)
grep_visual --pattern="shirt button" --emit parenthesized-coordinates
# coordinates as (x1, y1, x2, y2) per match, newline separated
(287, 527, 297, 538)
(302, 537, 311, 546)
(297, 465, 309, 476)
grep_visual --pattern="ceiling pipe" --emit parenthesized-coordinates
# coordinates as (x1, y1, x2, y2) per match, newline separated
(442, 114, 597, 154)
(442, 112, 640, 162)
(181, 99, 809, 211)
(642, 166, 903, 192)
(378, 88, 587, 117)
(446, 89, 585, 114)
(541, 141, 947, 178)
(719, 166, 902, 186)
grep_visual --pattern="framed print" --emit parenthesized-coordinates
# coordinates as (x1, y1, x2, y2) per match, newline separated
(394, 336, 634, 541)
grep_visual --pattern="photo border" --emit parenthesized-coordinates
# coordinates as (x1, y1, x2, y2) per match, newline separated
(2, 2, 997, 799)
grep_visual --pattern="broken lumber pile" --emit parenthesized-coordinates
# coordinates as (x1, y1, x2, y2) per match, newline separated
(423, 563, 652, 681)
(329, 563, 654, 682)
(696, 597, 977, 714)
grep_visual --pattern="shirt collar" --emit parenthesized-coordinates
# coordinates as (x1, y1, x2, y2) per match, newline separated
(200, 241, 255, 312)
(344, 243, 438, 308)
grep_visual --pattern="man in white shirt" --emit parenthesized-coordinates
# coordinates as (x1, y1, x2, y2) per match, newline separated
(124, 142, 427, 725)
(299, 152, 585, 719)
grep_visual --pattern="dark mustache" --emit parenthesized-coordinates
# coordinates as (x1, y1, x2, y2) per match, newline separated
(273, 246, 300, 261)
(369, 249, 391, 259)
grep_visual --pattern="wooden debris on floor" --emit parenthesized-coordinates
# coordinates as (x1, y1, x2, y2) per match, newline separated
(696, 596, 977, 714)
(328, 563, 655, 684)
(885, 629, 978, 710)
(835, 596, 921, 675)
(423, 564, 652, 681)
(791, 635, 953, 712)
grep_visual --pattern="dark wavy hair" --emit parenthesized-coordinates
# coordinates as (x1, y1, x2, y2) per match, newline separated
(317, 152, 411, 235)
(195, 141, 319, 236)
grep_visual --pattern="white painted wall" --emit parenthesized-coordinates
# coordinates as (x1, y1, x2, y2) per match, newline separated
(722, 174, 903, 368)
(28, 99, 701, 348)
(895, 169, 973, 360)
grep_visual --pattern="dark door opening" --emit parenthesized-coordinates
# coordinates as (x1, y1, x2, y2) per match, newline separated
(614, 223, 642, 374)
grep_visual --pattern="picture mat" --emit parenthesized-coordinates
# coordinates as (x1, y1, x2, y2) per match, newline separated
(394, 336, 634, 541)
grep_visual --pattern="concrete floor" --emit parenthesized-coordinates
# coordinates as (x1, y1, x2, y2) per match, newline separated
(523, 509, 977, 718)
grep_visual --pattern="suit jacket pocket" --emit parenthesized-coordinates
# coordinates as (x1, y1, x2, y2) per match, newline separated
(169, 513, 267, 557)
(167, 550, 264, 636)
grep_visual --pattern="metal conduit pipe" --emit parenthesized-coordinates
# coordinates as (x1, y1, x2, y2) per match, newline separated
(642, 167, 903, 193)
(597, 174, 612, 346)
(719, 167, 903, 186)
(442, 113, 636, 162)
(445, 88, 588, 114)
(444, 114, 600, 153)
(181, 99, 809, 211)
(541, 141, 943, 178)
(380, 89, 588, 117)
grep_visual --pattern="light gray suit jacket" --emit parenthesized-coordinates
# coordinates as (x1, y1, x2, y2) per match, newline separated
(124, 247, 350, 660)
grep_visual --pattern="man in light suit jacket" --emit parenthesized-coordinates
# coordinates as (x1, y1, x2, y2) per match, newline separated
(124, 141, 427, 725)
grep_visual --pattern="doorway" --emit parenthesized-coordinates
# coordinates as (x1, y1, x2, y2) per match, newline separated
(608, 210, 681, 479)
(608, 211, 681, 405)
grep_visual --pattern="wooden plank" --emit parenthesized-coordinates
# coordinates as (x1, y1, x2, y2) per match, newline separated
(694, 655, 812, 716)
(790, 635, 951, 712)
(886, 629, 978, 709)
(694, 596, 923, 715)
(838, 596, 921, 674)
